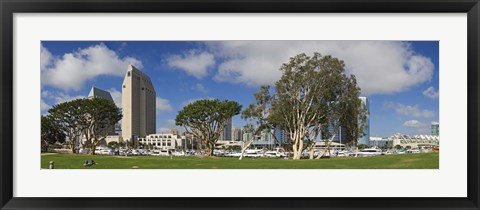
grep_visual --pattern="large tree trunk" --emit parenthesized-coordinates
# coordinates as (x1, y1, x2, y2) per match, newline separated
(292, 140, 299, 159)
(309, 143, 315, 159)
(239, 139, 255, 160)
(89, 138, 99, 155)
(316, 135, 336, 159)
(69, 135, 77, 154)
(204, 141, 214, 157)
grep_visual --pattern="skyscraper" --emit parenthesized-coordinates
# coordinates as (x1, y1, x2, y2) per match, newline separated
(220, 118, 232, 141)
(358, 97, 370, 146)
(232, 127, 243, 141)
(431, 122, 439, 136)
(121, 65, 156, 142)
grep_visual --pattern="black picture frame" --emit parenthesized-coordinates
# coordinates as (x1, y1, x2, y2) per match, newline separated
(1, 0, 479, 209)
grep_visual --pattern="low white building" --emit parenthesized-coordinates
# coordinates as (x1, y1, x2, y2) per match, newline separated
(138, 134, 187, 151)
(389, 133, 439, 149)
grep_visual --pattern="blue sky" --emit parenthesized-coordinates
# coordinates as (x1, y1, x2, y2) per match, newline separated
(41, 41, 439, 137)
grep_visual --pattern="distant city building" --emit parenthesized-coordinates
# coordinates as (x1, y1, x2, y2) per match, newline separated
(369, 136, 391, 147)
(431, 122, 439, 136)
(328, 125, 348, 144)
(260, 129, 272, 142)
(359, 97, 370, 146)
(219, 118, 232, 141)
(232, 127, 243, 141)
(121, 65, 156, 142)
(139, 133, 187, 151)
(242, 130, 254, 142)
(275, 128, 290, 144)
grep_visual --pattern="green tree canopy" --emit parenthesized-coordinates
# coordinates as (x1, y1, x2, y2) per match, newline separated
(175, 99, 242, 157)
(48, 98, 89, 153)
(83, 97, 122, 154)
(269, 52, 367, 159)
(47, 97, 122, 154)
(41, 115, 66, 152)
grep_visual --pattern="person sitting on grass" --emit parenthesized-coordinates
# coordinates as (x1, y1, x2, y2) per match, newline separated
(83, 160, 95, 167)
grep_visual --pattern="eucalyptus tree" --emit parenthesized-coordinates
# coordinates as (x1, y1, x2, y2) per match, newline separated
(271, 53, 366, 159)
(175, 99, 242, 157)
(338, 75, 369, 147)
(271, 53, 326, 159)
(240, 85, 278, 160)
(41, 115, 66, 152)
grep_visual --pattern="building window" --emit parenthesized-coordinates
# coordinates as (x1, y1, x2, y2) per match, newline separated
(123, 85, 126, 88)
(127, 72, 131, 77)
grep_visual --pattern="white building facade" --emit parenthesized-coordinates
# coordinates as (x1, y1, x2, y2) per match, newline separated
(121, 65, 156, 142)
(138, 134, 187, 151)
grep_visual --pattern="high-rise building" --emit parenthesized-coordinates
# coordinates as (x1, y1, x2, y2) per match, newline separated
(87, 86, 116, 135)
(232, 127, 243, 141)
(260, 129, 272, 142)
(431, 122, 439, 136)
(121, 65, 156, 142)
(359, 97, 370, 146)
(328, 125, 348, 143)
(88, 86, 114, 102)
(275, 128, 290, 144)
(220, 118, 232, 141)
(242, 130, 254, 142)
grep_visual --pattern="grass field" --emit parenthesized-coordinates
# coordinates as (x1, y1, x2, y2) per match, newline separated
(41, 152, 439, 169)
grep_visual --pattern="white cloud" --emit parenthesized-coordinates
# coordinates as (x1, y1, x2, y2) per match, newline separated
(166, 50, 215, 79)
(41, 90, 84, 105)
(193, 83, 207, 93)
(40, 99, 51, 112)
(386, 102, 435, 118)
(41, 44, 142, 91)
(204, 41, 434, 95)
(156, 96, 173, 112)
(422, 86, 439, 99)
(403, 120, 432, 135)
(157, 119, 185, 134)
(156, 127, 171, 133)
(41, 44, 53, 72)
(403, 120, 426, 128)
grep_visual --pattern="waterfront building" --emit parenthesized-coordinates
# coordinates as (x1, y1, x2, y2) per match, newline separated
(431, 122, 439, 136)
(389, 133, 439, 149)
(359, 96, 370, 146)
(121, 65, 156, 142)
(219, 118, 232, 141)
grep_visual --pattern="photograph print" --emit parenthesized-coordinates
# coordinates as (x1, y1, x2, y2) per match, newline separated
(40, 41, 439, 169)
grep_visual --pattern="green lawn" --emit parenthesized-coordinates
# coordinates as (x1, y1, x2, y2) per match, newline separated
(41, 152, 439, 169)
